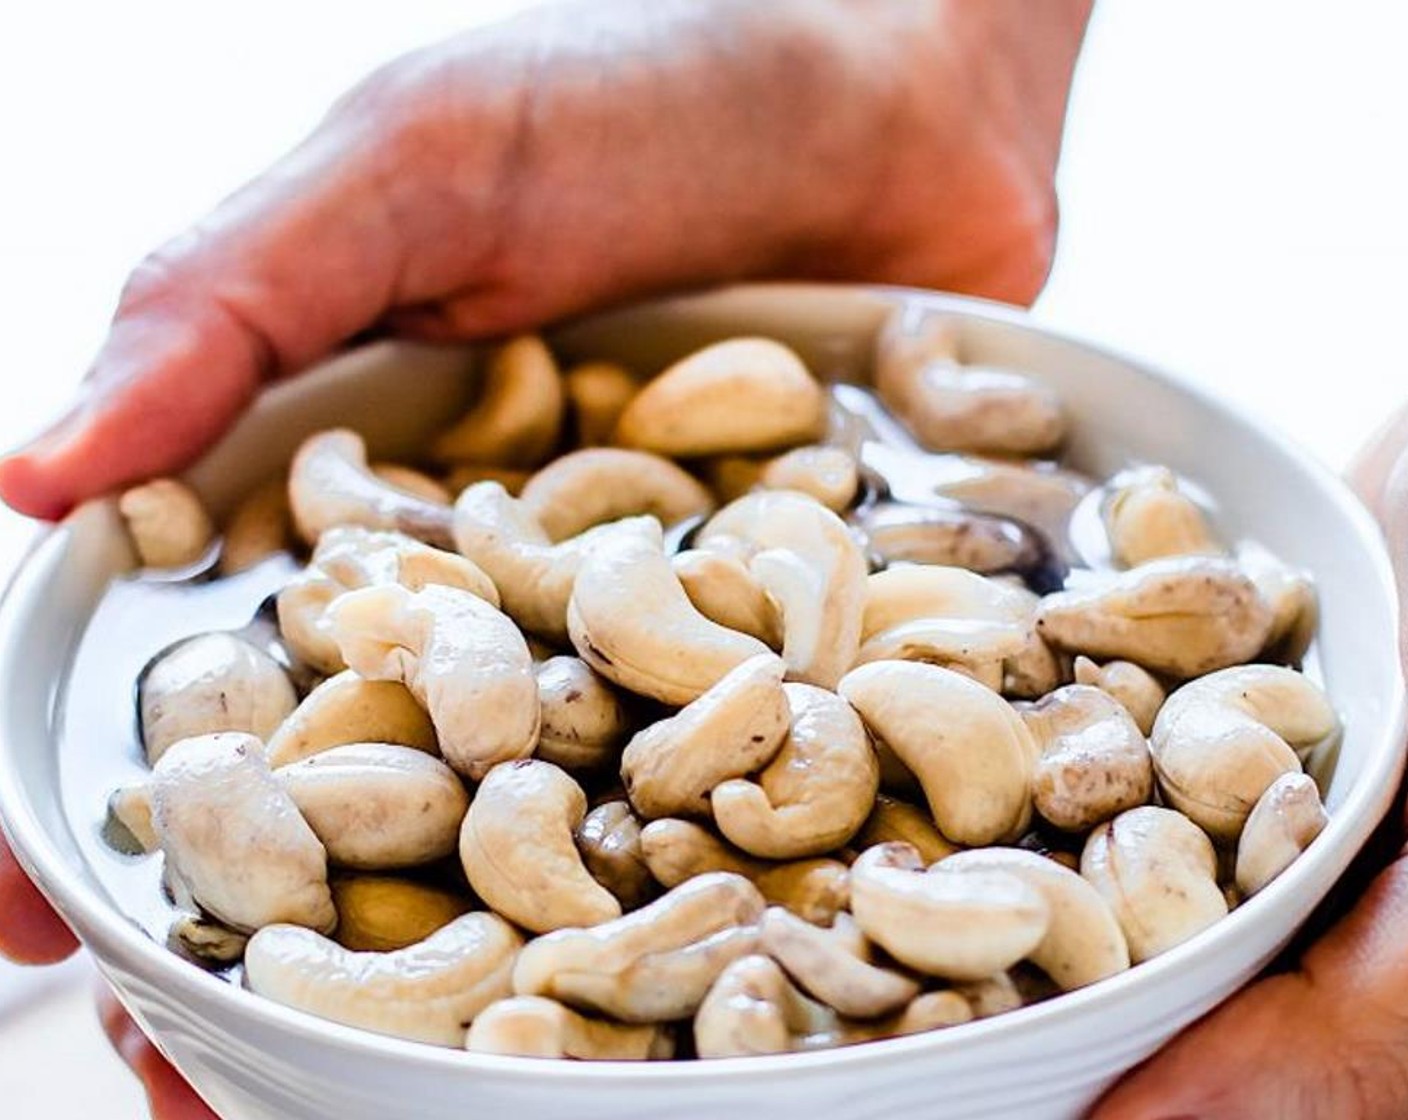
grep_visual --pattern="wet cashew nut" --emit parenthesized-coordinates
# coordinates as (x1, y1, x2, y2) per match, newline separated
(329, 875, 470, 952)
(1235, 772, 1329, 897)
(119, 478, 216, 569)
(264, 670, 439, 768)
(466, 996, 674, 1060)
(565, 360, 639, 447)
(760, 908, 919, 1019)
(1072, 656, 1166, 736)
(672, 548, 783, 648)
(535, 656, 635, 774)
(219, 476, 292, 575)
(758, 446, 859, 512)
(519, 448, 715, 541)
(1238, 542, 1319, 664)
(432, 334, 565, 467)
(576, 800, 656, 912)
(852, 501, 1046, 578)
(1103, 466, 1222, 568)
(853, 795, 959, 864)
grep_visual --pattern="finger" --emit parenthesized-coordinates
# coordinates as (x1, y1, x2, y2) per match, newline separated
(0, 834, 78, 964)
(98, 987, 218, 1120)
(1092, 856, 1408, 1119)
(1348, 401, 1408, 517)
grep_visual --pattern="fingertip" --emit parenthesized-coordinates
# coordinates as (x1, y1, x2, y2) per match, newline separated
(0, 449, 76, 521)
(0, 836, 79, 964)
(98, 987, 216, 1120)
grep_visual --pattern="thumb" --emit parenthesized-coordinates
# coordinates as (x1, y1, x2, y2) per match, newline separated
(99, 986, 218, 1120)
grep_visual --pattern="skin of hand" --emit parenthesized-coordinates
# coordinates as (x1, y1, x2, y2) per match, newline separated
(0, 0, 1090, 1113)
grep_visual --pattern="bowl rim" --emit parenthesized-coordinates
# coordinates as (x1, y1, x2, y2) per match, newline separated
(1, 281, 1403, 1085)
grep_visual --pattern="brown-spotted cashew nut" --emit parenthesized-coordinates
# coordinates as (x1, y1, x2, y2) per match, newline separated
(612, 338, 827, 457)
(1103, 466, 1223, 568)
(219, 476, 292, 575)
(278, 525, 499, 675)
(620, 653, 790, 819)
(512, 872, 766, 1023)
(139, 632, 298, 764)
(672, 548, 783, 648)
(275, 744, 469, 870)
(519, 448, 715, 541)
(1072, 656, 1166, 737)
(1235, 772, 1329, 897)
(1081, 806, 1227, 963)
(760, 907, 919, 1019)
(565, 360, 639, 447)
(848, 843, 1049, 981)
(535, 656, 634, 774)
(838, 661, 1036, 846)
(245, 911, 522, 1047)
(329, 875, 470, 952)
(933, 848, 1129, 990)
(371, 464, 453, 506)
(150, 733, 335, 933)
(697, 490, 867, 689)
(452, 480, 660, 644)
(328, 583, 539, 780)
(639, 819, 850, 926)
(288, 429, 455, 548)
(711, 683, 879, 859)
(466, 996, 674, 1060)
(265, 671, 438, 769)
(758, 446, 859, 513)
(853, 795, 959, 865)
(461, 759, 622, 934)
(119, 477, 216, 568)
(1035, 557, 1275, 678)
(1020, 684, 1153, 834)
(432, 334, 565, 467)
(1150, 665, 1337, 841)
(568, 528, 773, 705)
(577, 800, 656, 912)
(934, 459, 1092, 557)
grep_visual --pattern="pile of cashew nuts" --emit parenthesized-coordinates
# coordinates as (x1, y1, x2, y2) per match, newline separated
(106, 321, 1338, 1061)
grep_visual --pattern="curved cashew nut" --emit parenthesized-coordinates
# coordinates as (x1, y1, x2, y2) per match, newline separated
(760, 907, 919, 1019)
(371, 464, 452, 505)
(954, 972, 1025, 1020)
(139, 632, 297, 764)
(1080, 806, 1227, 963)
(672, 548, 783, 648)
(848, 843, 1049, 981)
(1035, 557, 1274, 678)
(150, 733, 335, 933)
(519, 448, 715, 541)
(853, 795, 959, 865)
(1237, 542, 1319, 664)
(219, 476, 292, 575)
(934, 848, 1129, 990)
(1103, 466, 1222, 568)
(119, 478, 215, 569)
(1150, 665, 1337, 840)
(328, 583, 539, 780)
(932, 458, 1091, 556)
(275, 744, 469, 870)
(568, 528, 772, 705)
(693, 955, 838, 1058)
(265, 670, 438, 768)
(853, 501, 1045, 578)
(1021, 684, 1153, 833)
(698, 490, 867, 688)
(329, 875, 470, 952)
(289, 429, 455, 547)
(461, 760, 621, 933)
(759, 446, 859, 512)
(620, 654, 789, 819)
(839, 661, 1035, 846)
(1072, 656, 1166, 736)
(431, 334, 565, 467)
(576, 800, 656, 912)
(245, 911, 521, 1047)
(854, 617, 1028, 691)
(535, 656, 634, 774)
(467, 996, 673, 1060)
(712, 683, 878, 859)
(512, 872, 766, 1023)
(612, 338, 827, 457)
(1235, 772, 1328, 897)
(565, 360, 639, 447)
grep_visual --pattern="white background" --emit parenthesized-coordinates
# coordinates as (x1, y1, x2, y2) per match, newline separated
(1, 1, 1405, 1114)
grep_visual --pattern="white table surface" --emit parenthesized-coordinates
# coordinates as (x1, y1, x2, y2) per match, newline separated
(1, 1, 1405, 1114)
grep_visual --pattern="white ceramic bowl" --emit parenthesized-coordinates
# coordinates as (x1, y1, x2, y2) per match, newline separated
(1, 284, 1402, 1120)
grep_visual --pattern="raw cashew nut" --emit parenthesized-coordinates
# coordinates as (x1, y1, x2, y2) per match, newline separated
(535, 656, 634, 774)
(139, 632, 297, 764)
(245, 912, 521, 1047)
(839, 661, 1035, 846)
(613, 338, 827, 456)
(854, 617, 1028, 692)
(1072, 657, 1166, 736)
(620, 654, 789, 819)
(1235, 772, 1329, 897)
(289, 429, 455, 547)
(848, 844, 1049, 981)
(219, 476, 292, 575)
(933, 458, 1091, 555)
(328, 583, 539, 780)
(512, 872, 766, 1023)
(672, 548, 783, 648)
(1081, 807, 1226, 963)
(1238, 543, 1319, 663)
(371, 464, 452, 505)
(170, 915, 248, 966)
(1150, 665, 1337, 840)
(106, 784, 158, 854)
(467, 996, 673, 1060)
(954, 973, 1025, 1019)
(265, 671, 438, 768)
(760, 908, 919, 1019)
(565, 360, 639, 447)
(698, 491, 867, 688)
(519, 449, 715, 541)
(1021, 684, 1153, 833)
(1103, 466, 1222, 568)
(759, 446, 859, 513)
(460, 760, 621, 934)
(712, 683, 878, 859)
(934, 848, 1129, 990)
(852, 501, 1045, 578)
(276, 744, 469, 870)
(853, 795, 959, 865)
(568, 528, 772, 704)
(119, 478, 216, 569)
(1035, 557, 1275, 678)
(329, 875, 470, 952)
(150, 733, 335, 933)
(577, 800, 655, 912)
(432, 334, 565, 466)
